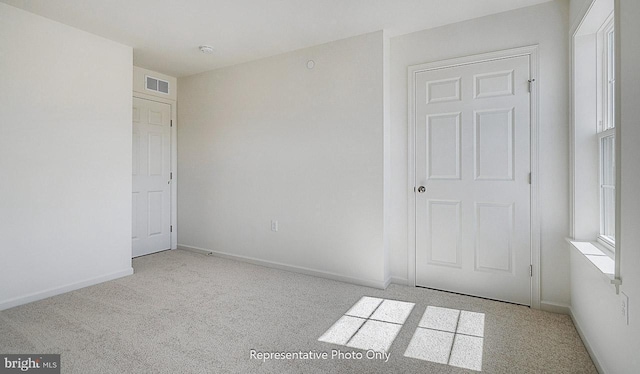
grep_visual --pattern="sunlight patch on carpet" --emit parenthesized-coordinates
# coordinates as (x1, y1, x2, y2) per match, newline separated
(319, 296, 415, 353)
(405, 306, 485, 371)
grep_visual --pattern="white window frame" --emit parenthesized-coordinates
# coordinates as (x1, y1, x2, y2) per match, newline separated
(570, 0, 621, 293)
(596, 13, 616, 253)
(598, 129, 615, 252)
(599, 15, 615, 132)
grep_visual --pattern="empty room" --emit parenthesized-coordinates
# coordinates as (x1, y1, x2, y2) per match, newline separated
(1, 0, 638, 373)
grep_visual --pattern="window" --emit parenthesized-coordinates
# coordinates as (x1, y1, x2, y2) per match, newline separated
(571, 0, 617, 281)
(602, 18, 615, 131)
(598, 15, 615, 249)
(599, 133, 615, 244)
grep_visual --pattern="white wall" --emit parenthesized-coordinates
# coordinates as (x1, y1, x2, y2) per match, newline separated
(177, 31, 388, 287)
(389, 0, 571, 307)
(571, 0, 593, 28)
(383, 33, 392, 284)
(572, 32, 600, 240)
(569, 0, 640, 372)
(0, 3, 133, 310)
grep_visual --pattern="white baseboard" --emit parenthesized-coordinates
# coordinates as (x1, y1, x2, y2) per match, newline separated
(389, 276, 409, 286)
(0, 267, 134, 311)
(540, 300, 571, 315)
(379, 275, 410, 289)
(569, 307, 605, 374)
(383, 277, 392, 289)
(177, 244, 387, 289)
(179, 246, 213, 256)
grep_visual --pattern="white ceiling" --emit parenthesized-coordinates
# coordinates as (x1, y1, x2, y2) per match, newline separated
(2, 0, 554, 77)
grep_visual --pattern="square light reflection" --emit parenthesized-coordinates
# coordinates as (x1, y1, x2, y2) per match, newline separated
(319, 296, 415, 353)
(405, 306, 485, 371)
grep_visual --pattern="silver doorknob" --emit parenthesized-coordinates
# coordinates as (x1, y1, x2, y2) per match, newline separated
(417, 186, 426, 193)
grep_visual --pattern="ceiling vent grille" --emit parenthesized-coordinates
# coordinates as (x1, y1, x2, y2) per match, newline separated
(146, 75, 169, 95)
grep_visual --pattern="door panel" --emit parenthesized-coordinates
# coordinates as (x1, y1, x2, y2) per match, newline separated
(474, 109, 514, 180)
(132, 97, 171, 257)
(427, 200, 462, 267)
(415, 55, 531, 305)
(427, 113, 461, 180)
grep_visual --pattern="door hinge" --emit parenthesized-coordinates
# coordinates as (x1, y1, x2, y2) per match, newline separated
(170, 120, 173, 127)
(528, 79, 536, 93)
(170, 172, 173, 180)
(170, 225, 173, 233)
(528, 173, 532, 184)
(529, 265, 533, 277)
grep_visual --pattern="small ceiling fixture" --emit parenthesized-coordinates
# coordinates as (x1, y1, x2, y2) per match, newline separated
(199, 45, 214, 54)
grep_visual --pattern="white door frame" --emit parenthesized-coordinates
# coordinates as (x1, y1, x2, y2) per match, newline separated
(407, 45, 541, 309)
(133, 93, 178, 251)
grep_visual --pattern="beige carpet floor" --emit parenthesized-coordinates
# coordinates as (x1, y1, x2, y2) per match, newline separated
(0, 249, 596, 373)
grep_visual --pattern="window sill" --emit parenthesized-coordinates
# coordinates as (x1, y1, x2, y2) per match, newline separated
(596, 236, 615, 255)
(566, 239, 615, 278)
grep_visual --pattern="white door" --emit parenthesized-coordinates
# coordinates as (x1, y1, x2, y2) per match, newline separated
(415, 55, 532, 305)
(132, 97, 171, 257)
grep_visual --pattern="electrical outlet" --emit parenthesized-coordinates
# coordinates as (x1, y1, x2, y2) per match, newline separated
(621, 292, 629, 325)
(271, 220, 278, 232)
